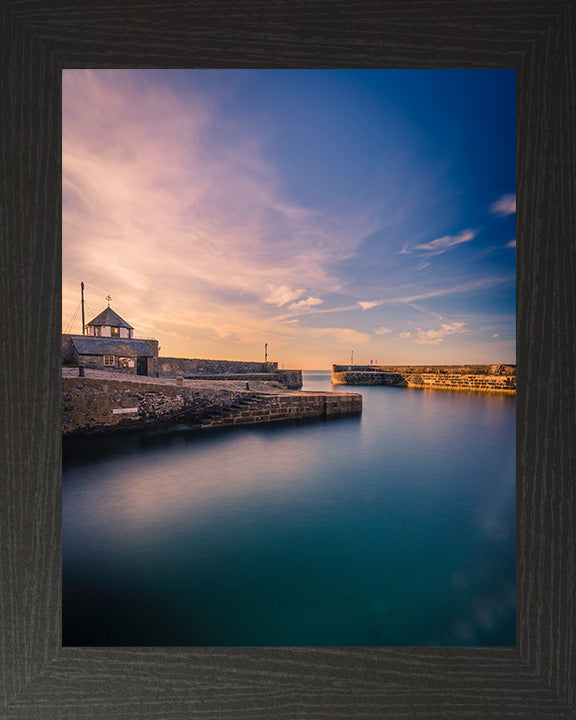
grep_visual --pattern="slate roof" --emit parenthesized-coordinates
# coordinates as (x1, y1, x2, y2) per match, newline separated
(71, 337, 153, 357)
(86, 307, 134, 329)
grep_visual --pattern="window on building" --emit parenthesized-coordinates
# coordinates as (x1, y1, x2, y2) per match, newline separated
(111, 327, 120, 337)
(103, 355, 115, 366)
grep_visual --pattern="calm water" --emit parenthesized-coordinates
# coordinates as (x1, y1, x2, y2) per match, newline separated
(63, 371, 516, 646)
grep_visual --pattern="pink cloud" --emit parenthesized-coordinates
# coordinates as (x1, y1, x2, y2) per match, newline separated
(415, 229, 476, 254)
(62, 70, 372, 361)
(490, 194, 516, 217)
(398, 322, 466, 345)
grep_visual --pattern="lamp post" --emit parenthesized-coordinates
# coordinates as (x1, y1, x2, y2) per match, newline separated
(81, 281, 85, 335)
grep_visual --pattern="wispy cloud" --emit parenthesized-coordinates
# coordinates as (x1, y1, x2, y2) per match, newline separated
(313, 328, 371, 344)
(265, 285, 305, 307)
(382, 276, 514, 305)
(375, 326, 392, 335)
(62, 70, 374, 360)
(415, 229, 476, 255)
(490, 194, 516, 217)
(288, 297, 323, 312)
(398, 322, 466, 345)
(505, 239, 516, 249)
(272, 304, 360, 321)
(358, 300, 384, 311)
(398, 244, 411, 255)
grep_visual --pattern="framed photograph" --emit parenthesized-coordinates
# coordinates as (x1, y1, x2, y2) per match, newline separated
(2, 1, 574, 717)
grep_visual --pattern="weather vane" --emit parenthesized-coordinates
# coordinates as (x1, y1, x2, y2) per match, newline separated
(106, 294, 112, 307)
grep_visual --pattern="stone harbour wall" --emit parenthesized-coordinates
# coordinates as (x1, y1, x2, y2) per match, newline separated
(405, 373, 516, 392)
(332, 371, 405, 386)
(198, 392, 362, 429)
(62, 377, 360, 435)
(157, 358, 302, 389)
(63, 377, 246, 435)
(333, 363, 516, 376)
(272, 369, 303, 389)
(332, 364, 516, 393)
(157, 357, 278, 376)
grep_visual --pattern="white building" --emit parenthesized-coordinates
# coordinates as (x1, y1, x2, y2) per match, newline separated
(85, 306, 134, 339)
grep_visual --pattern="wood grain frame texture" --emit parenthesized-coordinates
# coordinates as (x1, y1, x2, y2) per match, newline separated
(1, 0, 575, 717)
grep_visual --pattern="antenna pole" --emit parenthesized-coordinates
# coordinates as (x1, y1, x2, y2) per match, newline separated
(265, 343, 268, 364)
(81, 281, 85, 335)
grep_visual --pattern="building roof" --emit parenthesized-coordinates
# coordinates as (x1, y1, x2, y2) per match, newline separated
(86, 306, 134, 329)
(71, 337, 153, 357)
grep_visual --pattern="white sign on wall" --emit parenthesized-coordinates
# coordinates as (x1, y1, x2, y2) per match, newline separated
(112, 407, 139, 414)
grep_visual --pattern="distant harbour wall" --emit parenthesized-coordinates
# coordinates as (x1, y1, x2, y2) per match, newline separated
(157, 357, 302, 389)
(404, 373, 516, 392)
(332, 371, 405, 386)
(62, 377, 360, 435)
(157, 357, 278, 376)
(332, 365, 516, 393)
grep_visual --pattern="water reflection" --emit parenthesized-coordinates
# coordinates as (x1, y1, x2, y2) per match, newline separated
(63, 371, 515, 646)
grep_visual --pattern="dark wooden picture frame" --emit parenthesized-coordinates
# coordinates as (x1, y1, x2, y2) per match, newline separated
(1, 1, 575, 717)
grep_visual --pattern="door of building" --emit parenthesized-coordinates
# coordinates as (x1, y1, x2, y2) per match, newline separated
(137, 357, 148, 376)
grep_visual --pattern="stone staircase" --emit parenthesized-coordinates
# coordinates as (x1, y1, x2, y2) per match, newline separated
(187, 393, 268, 428)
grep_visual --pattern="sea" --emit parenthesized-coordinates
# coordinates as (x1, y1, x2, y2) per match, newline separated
(62, 370, 516, 646)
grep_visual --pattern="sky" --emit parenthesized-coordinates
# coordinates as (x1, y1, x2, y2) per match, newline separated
(62, 69, 516, 369)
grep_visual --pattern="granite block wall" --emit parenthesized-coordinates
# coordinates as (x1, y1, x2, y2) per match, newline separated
(332, 365, 516, 392)
(157, 357, 278, 376)
(62, 378, 361, 435)
(62, 377, 245, 435)
(406, 373, 516, 392)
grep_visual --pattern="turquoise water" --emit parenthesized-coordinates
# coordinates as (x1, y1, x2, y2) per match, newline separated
(63, 371, 516, 646)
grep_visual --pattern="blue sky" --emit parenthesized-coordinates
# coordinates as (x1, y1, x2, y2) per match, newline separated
(63, 69, 515, 368)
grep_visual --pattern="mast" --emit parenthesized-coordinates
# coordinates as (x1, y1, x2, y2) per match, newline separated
(81, 281, 85, 335)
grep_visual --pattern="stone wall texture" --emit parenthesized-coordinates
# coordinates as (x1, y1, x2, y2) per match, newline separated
(62, 377, 360, 435)
(157, 358, 302, 388)
(405, 373, 516, 392)
(62, 334, 76, 363)
(333, 364, 516, 376)
(332, 371, 405, 386)
(157, 357, 279, 376)
(63, 377, 245, 435)
(332, 365, 516, 393)
(75, 354, 133, 374)
(140, 339, 160, 356)
(272, 369, 303, 389)
(196, 392, 362, 429)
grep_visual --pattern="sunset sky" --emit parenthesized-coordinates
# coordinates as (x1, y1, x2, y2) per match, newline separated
(62, 69, 515, 369)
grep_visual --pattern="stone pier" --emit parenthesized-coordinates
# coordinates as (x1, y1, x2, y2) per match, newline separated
(62, 369, 361, 436)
